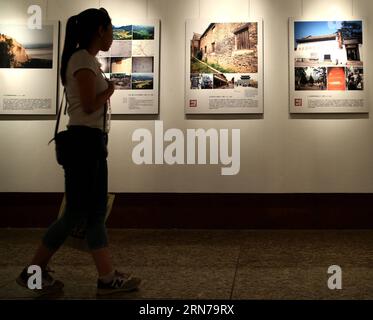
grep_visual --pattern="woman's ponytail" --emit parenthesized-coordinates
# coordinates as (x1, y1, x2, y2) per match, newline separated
(60, 9, 111, 86)
(60, 15, 79, 85)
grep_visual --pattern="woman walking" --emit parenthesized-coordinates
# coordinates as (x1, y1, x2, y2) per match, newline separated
(16, 8, 141, 296)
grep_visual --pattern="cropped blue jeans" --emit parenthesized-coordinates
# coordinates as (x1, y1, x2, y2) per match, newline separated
(42, 126, 108, 251)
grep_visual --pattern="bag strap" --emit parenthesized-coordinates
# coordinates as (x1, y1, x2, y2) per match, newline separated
(56, 88, 68, 137)
(101, 70, 110, 134)
(103, 101, 107, 134)
(49, 88, 67, 144)
(49, 70, 109, 143)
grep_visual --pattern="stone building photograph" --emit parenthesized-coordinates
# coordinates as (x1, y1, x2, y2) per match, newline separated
(190, 22, 258, 74)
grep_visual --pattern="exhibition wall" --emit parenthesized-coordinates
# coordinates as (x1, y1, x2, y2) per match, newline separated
(1, 0, 373, 194)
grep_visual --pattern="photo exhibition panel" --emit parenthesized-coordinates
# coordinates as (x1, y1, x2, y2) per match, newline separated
(185, 19, 264, 114)
(0, 20, 60, 115)
(97, 19, 160, 115)
(289, 18, 368, 114)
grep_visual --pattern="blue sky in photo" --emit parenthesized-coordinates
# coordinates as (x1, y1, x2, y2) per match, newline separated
(294, 21, 362, 42)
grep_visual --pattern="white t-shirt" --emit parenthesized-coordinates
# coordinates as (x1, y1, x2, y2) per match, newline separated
(65, 49, 108, 131)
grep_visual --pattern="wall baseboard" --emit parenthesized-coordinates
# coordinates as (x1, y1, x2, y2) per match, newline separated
(1, 193, 373, 229)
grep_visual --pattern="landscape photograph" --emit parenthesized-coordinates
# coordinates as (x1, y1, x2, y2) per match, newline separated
(0, 24, 54, 68)
(132, 73, 154, 89)
(133, 25, 154, 40)
(113, 25, 132, 40)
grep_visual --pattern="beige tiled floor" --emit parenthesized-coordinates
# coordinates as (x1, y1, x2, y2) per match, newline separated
(0, 229, 373, 300)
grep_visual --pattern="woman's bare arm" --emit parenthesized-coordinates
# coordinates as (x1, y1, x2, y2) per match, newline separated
(74, 69, 114, 114)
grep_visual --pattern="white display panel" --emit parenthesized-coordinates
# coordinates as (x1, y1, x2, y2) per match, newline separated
(185, 19, 263, 114)
(0, 20, 59, 115)
(97, 19, 160, 115)
(289, 18, 368, 113)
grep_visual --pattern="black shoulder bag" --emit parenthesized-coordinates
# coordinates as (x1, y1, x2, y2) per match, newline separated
(49, 89, 108, 166)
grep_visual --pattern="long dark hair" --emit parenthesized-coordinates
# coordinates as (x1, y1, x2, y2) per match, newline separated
(60, 8, 111, 85)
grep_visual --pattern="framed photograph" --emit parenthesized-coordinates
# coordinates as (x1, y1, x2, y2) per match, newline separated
(185, 20, 263, 114)
(97, 19, 160, 114)
(0, 21, 60, 115)
(289, 18, 368, 113)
